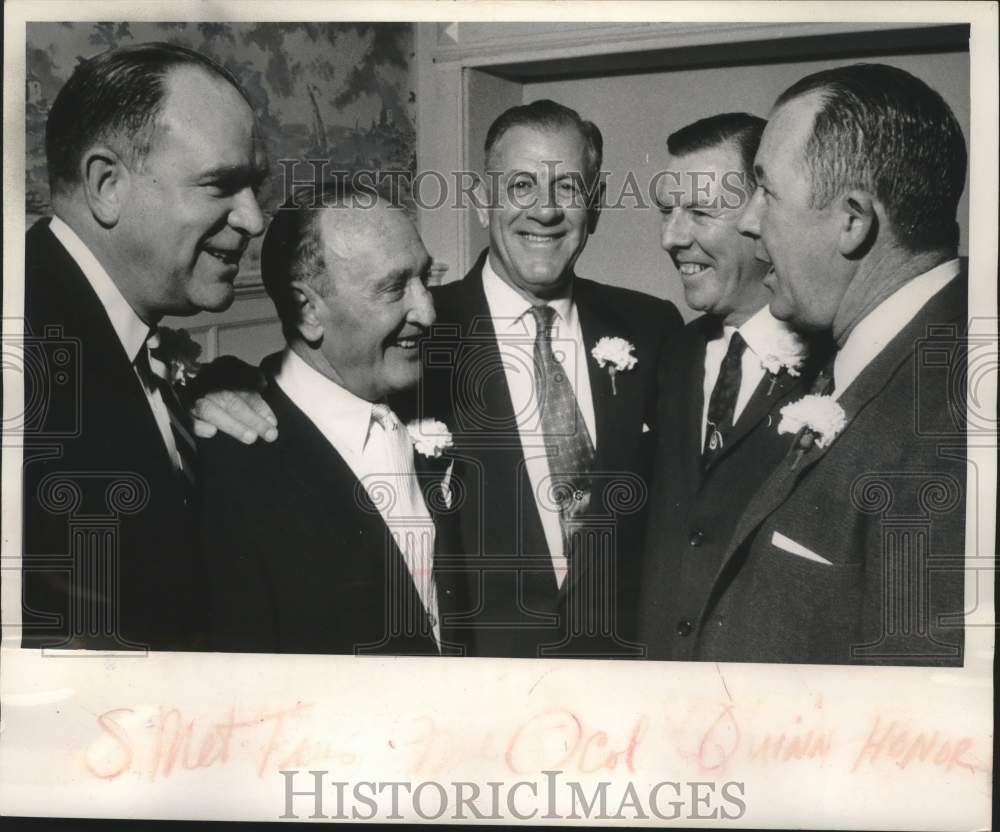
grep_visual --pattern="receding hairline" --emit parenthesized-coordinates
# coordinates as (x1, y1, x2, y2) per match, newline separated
(485, 122, 597, 174)
(316, 199, 421, 264)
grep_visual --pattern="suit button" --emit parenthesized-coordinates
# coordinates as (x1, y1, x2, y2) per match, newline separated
(712, 615, 725, 628)
(689, 530, 704, 547)
(676, 619, 694, 637)
(444, 588, 453, 596)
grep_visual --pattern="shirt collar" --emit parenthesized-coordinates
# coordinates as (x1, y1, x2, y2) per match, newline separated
(735, 304, 797, 359)
(48, 216, 151, 363)
(835, 258, 960, 396)
(482, 254, 575, 333)
(274, 347, 381, 461)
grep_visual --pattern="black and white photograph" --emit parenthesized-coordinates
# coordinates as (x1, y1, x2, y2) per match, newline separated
(1, 2, 996, 829)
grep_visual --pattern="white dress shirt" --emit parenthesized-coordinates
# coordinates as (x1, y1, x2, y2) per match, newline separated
(48, 216, 183, 472)
(834, 259, 960, 398)
(481, 257, 597, 587)
(701, 305, 799, 447)
(274, 348, 441, 647)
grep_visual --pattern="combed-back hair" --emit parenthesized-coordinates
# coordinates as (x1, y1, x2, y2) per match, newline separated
(666, 112, 766, 190)
(774, 62, 966, 251)
(45, 42, 249, 194)
(261, 177, 402, 336)
(484, 99, 603, 195)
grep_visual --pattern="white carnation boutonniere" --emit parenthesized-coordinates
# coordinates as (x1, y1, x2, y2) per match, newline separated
(149, 326, 202, 388)
(406, 418, 454, 459)
(406, 418, 456, 509)
(759, 328, 808, 394)
(591, 337, 637, 396)
(777, 394, 847, 469)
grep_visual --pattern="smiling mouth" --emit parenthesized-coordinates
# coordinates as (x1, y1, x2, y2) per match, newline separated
(519, 232, 563, 244)
(677, 262, 711, 277)
(390, 334, 423, 352)
(204, 247, 244, 266)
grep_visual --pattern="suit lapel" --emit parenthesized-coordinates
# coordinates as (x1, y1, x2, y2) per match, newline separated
(267, 385, 433, 622)
(558, 280, 642, 601)
(716, 275, 968, 578)
(28, 220, 183, 491)
(446, 264, 548, 557)
(681, 318, 713, 486)
(574, 279, 639, 475)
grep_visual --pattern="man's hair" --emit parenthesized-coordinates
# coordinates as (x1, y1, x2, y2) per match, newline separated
(667, 112, 766, 189)
(484, 99, 604, 189)
(774, 62, 967, 251)
(261, 178, 401, 336)
(46, 42, 250, 195)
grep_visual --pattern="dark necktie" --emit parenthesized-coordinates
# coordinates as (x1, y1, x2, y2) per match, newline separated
(703, 330, 747, 465)
(134, 332, 198, 489)
(530, 305, 596, 550)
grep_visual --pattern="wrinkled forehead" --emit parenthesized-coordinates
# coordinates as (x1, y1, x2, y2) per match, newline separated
(488, 125, 591, 176)
(319, 202, 427, 276)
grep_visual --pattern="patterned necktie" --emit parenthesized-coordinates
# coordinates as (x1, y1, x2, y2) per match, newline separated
(529, 305, 596, 551)
(703, 330, 747, 465)
(134, 331, 198, 488)
(369, 403, 440, 646)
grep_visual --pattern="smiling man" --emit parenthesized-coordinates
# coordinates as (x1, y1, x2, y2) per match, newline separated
(637, 113, 831, 660)
(23, 43, 268, 650)
(421, 100, 683, 658)
(703, 63, 968, 665)
(201, 182, 464, 655)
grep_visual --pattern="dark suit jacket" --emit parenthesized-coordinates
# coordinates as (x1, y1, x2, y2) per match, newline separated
(417, 250, 683, 658)
(21, 217, 209, 651)
(638, 315, 830, 660)
(201, 381, 465, 655)
(687, 276, 967, 665)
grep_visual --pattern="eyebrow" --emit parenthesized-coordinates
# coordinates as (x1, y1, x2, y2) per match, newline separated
(198, 163, 269, 187)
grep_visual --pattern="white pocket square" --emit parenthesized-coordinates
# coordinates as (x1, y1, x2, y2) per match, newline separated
(642, 422, 651, 434)
(770, 531, 833, 566)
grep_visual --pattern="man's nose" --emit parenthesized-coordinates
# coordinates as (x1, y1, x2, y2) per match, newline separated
(407, 279, 436, 329)
(661, 210, 692, 251)
(528, 187, 564, 224)
(737, 188, 764, 238)
(229, 187, 266, 238)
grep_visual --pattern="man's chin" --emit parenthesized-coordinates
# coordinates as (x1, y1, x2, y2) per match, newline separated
(191, 285, 237, 314)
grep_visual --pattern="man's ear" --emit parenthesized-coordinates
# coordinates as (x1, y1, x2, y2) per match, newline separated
(837, 189, 877, 257)
(289, 281, 326, 344)
(473, 175, 491, 229)
(81, 146, 127, 228)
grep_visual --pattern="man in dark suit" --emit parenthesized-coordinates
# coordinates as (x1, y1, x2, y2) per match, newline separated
(418, 100, 683, 658)
(22, 44, 268, 650)
(699, 63, 967, 665)
(202, 184, 462, 655)
(637, 113, 831, 660)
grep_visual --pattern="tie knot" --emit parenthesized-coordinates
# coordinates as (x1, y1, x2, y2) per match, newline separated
(529, 304, 557, 336)
(724, 330, 747, 362)
(135, 328, 167, 387)
(371, 403, 399, 431)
